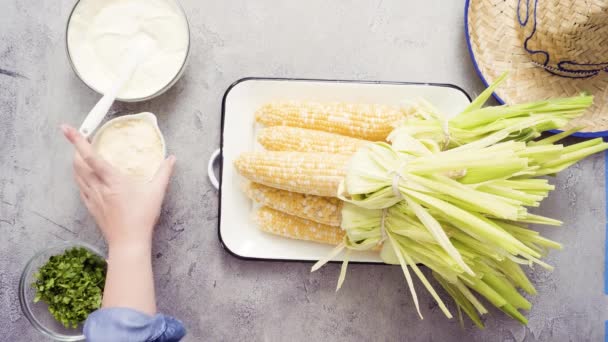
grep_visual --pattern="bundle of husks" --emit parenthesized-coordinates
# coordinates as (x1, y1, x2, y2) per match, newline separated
(234, 75, 606, 327)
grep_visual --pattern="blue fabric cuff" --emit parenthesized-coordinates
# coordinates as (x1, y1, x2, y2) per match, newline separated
(84, 307, 186, 342)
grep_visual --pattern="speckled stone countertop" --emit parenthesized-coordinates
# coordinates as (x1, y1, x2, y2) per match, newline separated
(0, 1, 605, 341)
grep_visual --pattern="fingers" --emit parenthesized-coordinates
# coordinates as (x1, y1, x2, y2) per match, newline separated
(152, 155, 176, 193)
(78, 190, 94, 213)
(74, 153, 102, 189)
(74, 168, 93, 195)
(74, 172, 90, 193)
(78, 189, 89, 203)
(61, 124, 115, 181)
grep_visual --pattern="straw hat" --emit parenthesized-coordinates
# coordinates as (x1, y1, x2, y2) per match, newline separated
(466, 0, 608, 136)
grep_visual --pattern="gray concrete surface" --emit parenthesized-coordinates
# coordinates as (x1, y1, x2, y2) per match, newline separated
(1, 0, 606, 341)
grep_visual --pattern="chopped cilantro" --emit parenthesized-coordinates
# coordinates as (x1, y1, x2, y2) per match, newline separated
(32, 247, 107, 328)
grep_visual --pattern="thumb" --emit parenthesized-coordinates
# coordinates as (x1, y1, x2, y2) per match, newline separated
(153, 155, 176, 192)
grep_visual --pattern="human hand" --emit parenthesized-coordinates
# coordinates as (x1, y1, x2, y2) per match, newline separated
(61, 124, 176, 252)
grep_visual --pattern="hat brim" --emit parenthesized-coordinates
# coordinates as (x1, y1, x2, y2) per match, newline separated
(465, 0, 608, 137)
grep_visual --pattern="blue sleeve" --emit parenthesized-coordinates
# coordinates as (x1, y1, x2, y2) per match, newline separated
(84, 307, 186, 342)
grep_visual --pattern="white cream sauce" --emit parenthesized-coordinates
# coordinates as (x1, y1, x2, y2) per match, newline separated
(93, 115, 165, 180)
(67, 0, 189, 99)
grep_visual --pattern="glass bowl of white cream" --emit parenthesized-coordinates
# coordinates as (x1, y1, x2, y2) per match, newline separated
(66, 0, 190, 102)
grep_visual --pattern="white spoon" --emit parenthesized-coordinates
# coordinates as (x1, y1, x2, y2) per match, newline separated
(79, 36, 155, 138)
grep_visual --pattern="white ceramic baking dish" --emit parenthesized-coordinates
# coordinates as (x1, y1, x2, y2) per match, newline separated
(209, 78, 472, 263)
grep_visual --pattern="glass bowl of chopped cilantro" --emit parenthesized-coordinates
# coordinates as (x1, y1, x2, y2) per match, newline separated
(19, 241, 107, 341)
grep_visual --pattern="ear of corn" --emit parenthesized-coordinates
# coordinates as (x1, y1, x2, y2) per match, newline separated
(255, 207, 345, 245)
(258, 126, 368, 155)
(234, 151, 349, 197)
(255, 101, 408, 141)
(244, 182, 342, 226)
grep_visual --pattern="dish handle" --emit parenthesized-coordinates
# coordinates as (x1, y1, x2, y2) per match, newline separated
(208, 148, 221, 191)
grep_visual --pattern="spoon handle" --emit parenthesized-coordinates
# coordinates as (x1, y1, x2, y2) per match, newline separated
(78, 37, 154, 138)
(79, 83, 122, 138)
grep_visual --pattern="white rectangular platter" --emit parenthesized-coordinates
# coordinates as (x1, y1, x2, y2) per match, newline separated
(218, 78, 471, 262)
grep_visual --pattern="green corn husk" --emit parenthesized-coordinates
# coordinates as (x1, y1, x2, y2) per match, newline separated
(433, 273, 485, 329)
(325, 202, 546, 325)
(311, 74, 608, 328)
(396, 72, 594, 149)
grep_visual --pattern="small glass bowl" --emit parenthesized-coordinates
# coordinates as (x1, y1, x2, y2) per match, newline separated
(64, 0, 191, 102)
(19, 241, 106, 341)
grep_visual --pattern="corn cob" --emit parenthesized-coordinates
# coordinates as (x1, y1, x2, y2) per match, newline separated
(244, 182, 342, 226)
(234, 151, 349, 197)
(255, 207, 345, 245)
(255, 101, 408, 141)
(258, 126, 368, 155)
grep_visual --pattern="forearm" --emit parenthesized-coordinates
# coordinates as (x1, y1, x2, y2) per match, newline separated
(102, 242, 157, 315)
(87, 241, 188, 341)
